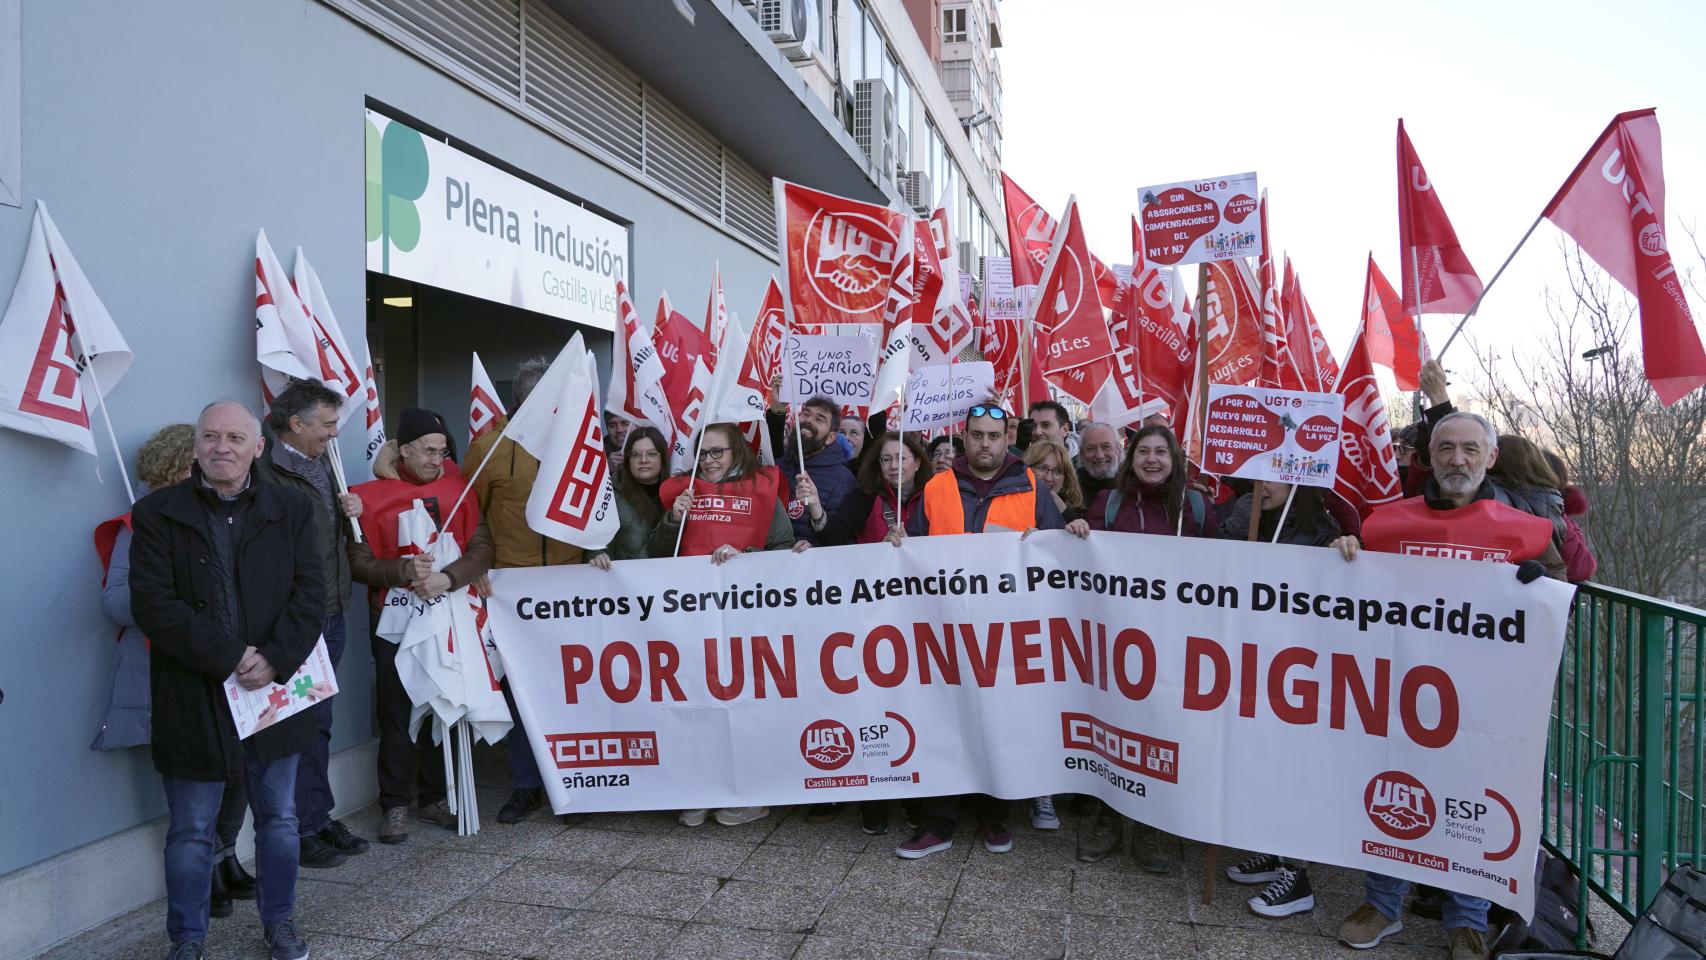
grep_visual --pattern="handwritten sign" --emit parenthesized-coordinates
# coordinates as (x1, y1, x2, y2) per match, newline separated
(900, 362, 995, 432)
(1202, 384, 1342, 488)
(1138, 172, 1261, 266)
(781, 334, 877, 405)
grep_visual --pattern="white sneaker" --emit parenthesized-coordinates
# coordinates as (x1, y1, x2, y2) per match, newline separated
(679, 808, 709, 827)
(1226, 851, 1284, 884)
(1030, 796, 1060, 830)
(714, 806, 770, 826)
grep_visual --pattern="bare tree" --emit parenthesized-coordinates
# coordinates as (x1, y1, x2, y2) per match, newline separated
(1467, 243, 1706, 604)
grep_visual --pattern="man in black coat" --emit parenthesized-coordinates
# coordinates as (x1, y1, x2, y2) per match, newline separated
(131, 399, 324, 960)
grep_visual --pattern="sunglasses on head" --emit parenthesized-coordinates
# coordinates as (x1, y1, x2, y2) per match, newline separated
(968, 405, 1009, 421)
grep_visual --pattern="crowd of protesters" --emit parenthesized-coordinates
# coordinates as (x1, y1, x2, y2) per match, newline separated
(106, 355, 1594, 960)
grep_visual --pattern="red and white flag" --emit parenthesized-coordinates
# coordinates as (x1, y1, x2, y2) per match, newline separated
(1201, 258, 1264, 385)
(608, 281, 674, 441)
(0, 202, 132, 455)
(654, 292, 716, 470)
(1335, 320, 1404, 518)
(703, 263, 729, 372)
(1123, 220, 1196, 419)
(524, 334, 618, 548)
(868, 220, 920, 418)
(1255, 192, 1297, 391)
(752, 277, 789, 391)
(1001, 174, 1119, 308)
(1397, 120, 1483, 316)
(294, 250, 386, 463)
(1361, 256, 1430, 392)
(706, 312, 767, 423)
(1033, 197, 1116, 402)
(1543, 108, 1706, 406)
(774, 179, 909, 328)
(975, 288, 1020, 405)
(469, 351, 506, 447)
(255, 230, 317, 403)
(1280, 258, 1341, 393)
(910, 213, 970, 367)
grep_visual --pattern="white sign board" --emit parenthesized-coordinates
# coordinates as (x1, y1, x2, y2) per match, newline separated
(1203, 384, 1343, 488)
(980, 256, 1023, 322)
(365, 110, 630, 331)
(781, 334, 876, 406)
(1138, 172, 1261, 266)
(225, 637, 338, 739)
(900, 361, 995, 432)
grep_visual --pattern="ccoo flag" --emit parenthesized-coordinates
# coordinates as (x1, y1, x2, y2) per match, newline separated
(524, 334, 618, 548)
(469, 351, 506, 447)
(607, 280, 675, 441)
(1335, 317, 1404, 518)
(1543, 108, 1706, 406)
(1397, 120, 1483, 317)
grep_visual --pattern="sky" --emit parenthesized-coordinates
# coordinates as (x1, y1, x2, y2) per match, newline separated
(999, 0, 1706, 382)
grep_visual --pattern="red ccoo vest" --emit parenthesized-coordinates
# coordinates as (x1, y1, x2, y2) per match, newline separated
(659, 466, 781, 557)
(1362, 496, 1553, 565)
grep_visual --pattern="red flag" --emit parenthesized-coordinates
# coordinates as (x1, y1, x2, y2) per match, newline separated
(1123, 222, 1196, 417)
(1033, 199, 1116, 393)
(1543, 108, 1706, 406)
(654, 293, 714, 469)
(1201, 259, 1263, 385)
(1335, 319, 1404, 517)
(974, 289, 1019, 403)
(752, 278, 788, 390)
(703, 263, 729, 371)
(1254, 192, 1296, 390)
(1001, 173, 1119, 307)
(1397, 120, 1484, 317)
(608, 281, 675, 439)
(1361, 256, 1429, 392)
(1280, 259, 1341, 392)
(775, 179, 909, 327)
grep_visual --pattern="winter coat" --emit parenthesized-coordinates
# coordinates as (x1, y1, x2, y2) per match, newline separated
(1087, 483, 1217, 538)
(905, 456, 1065, 536)
(464, 417, 585, 569)
(1559, 486, 1598, 583)
(347, 442, 495, 605)
(93, 519, 151, 750)
(1492, 480, 1568, 544)
(129, 466, 326, 781)
(780, 437, 857, 542)
(1216, 494, 1340, 546)
(253, 424, 352, 612)
(1076, 465, 1117, 511)
(1416, 476, 1570, 581)
(603, 483, 662, 560)
(810, 484, 927, 546)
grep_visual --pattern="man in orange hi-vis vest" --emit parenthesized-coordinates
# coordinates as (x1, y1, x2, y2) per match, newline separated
(888, 401, 1089, 861)
(1330, 410, 1564, 960)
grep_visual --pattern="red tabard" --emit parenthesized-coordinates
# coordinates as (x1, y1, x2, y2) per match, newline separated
(352, 462, 481, 562)
(659, 467, 781, 557)
(1362, 497, 1552, 564)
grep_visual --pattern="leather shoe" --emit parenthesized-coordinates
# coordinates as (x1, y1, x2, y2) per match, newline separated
(497, 788, 542, 824)
(218, 854, 256, 899)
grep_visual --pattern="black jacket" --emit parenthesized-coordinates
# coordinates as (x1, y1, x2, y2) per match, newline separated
(129, 466, 327, 780)
(253, 424, 351, 612)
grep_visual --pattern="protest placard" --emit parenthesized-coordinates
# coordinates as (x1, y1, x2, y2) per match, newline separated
(1138, 172, 1262, 266)
(1203, 384, 1344, 487)
(899, 361, 994, 432)
(980, 256, 1023, 322)
(224, 636, 337, 739)
(780, 334, 876, 405)
(488, 532, 1572, 917)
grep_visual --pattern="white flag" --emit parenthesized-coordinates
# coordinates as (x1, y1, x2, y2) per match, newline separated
(606, 280, 674, 441)
(469, 351, 506, 447)
(502, 339, 577, 459)
(0, 202, 133, 455)
(254, 230, 317, 404)
(292, 250, 367, 424)
(704, 312, 767, 424)
(524, 336, 619, 548)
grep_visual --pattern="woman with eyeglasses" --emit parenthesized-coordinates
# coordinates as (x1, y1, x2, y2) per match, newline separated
(799, 432, 933, 550)
(588, 426, 669, 568)
(1022, 439, 1085, 524)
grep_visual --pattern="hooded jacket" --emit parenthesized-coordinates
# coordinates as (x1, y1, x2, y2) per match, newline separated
(781, 435, 857, 542)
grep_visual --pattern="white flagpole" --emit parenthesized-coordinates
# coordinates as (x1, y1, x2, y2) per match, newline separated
(672, 428, 707, 558)
(1436, 212, 1546, 359)
(1269, 485, 1298, 544)
(80, 357, 135, 505)
(326, 443, 363, 543)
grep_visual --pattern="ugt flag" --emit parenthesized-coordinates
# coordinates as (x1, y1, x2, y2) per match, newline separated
(524, 334, 618, 548)
(1361, 256, 1430, 392)
(1543, 108, 1706, 406)
(1033, 197, 1116, 401)
(0, 201, 132, 455)
(1335, 318, 1404, 518)
(1397, 120, 1483, 317)
(774, 179, 909, 328)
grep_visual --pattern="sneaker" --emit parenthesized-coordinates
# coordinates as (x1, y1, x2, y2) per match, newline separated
(1226, 851, 1283, 885)
(714, 806, 770, 826)
(378, 806, 409, 844)
(1249, 865, 1315, 918)
(981, 823, 1013, 854)
(1130, 822, 1171, 875)
(1030, 796, 1060, 830)
(1338, 902, 1403, 949)
(166, 942, 205, 960)
(860, 802, 889, 836)
(804, 803, 839, 823)
(298, 832, 347, 869)
(1076, 806, 1123, 863)
(895, 831, 953, 859)
(319, 819, 369, 855)
(263, 918, 310, 960)
(1448, 927, 1489, 960)
(679, 808, 710, 827)
(416, 799, 458, 831)
(496, 787, 542, 824)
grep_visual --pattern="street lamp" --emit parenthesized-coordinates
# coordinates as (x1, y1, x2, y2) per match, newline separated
(1581, 344, 1613, 489)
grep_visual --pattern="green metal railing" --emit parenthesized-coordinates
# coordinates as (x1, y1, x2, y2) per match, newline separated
(1543, 581, 1706, 946)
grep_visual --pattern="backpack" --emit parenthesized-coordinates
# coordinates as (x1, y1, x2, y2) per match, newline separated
(1496, 862, 1706, 959)
(1490, 849, 1591, 954)
(1104, 488, 1205, 533)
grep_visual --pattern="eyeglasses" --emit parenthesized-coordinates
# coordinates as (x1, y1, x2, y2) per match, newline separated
(628, 449, 661, 461)
(407, 444, 449, 460)
(699, 446, 731, 461)
(968, 405, 1009, 420)
(1031, 463, 1063, 477)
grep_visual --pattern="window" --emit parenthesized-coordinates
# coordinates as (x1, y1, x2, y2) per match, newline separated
(942, 7, 967, 44)
(848, 2, 866, 82)
(816, 0, 831, 57)
(863, 16, 881, 80)
(894, 71, 913, 166)
(0, 0, 17, 207)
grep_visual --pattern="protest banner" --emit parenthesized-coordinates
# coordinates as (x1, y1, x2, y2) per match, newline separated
(1203, 384, 1343, 488)
(224, 637, 337, 739)
(899, 361, 995, 432)
(779, 334, 877, 406)
(488, 533, 1571, 916)
(1138, 172, 1262, 266)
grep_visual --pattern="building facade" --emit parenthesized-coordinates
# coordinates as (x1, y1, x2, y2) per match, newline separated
(0, 1, 1006, 956)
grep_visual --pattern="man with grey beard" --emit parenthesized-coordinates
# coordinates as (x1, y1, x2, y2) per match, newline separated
(1074, 422, 1123, 506)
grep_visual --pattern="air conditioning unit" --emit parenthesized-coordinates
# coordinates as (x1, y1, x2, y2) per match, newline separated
(853, 79, 894, 178)
(894, 129, 910, 177)
(899, 171, 933, 214)
(958, 241, 978, 280)
(759, 0, 815, 61)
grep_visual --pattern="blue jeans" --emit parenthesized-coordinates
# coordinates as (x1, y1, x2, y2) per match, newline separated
(501, 680, 542, 790)
(1363, 873, 1489, 932)
(162, 747, 299, 944)
(294, 611, 345, 836)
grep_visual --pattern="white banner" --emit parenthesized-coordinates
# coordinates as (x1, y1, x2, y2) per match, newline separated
(1138, 172, 1261, 266)
(780, 334, 876, 406)
(488, 533, 1572, 916)
(365, 110, 630, 331)
(1204, 384, 1344, 488)
(899, 361, 994, 432)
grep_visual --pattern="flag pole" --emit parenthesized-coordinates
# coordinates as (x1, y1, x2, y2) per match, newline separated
(1182, 263, 1211, 537)
(326, 443, 364, 543)
(81, 356, 135, 505)
(1436, 211, 1547, 359)
(672, 427, 707, 558)
(1269, 485, 1297, 543)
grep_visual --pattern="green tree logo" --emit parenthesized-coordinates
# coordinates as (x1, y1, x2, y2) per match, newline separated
(366, 118, 429, 274)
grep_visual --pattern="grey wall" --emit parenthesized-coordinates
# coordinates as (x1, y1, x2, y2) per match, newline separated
(0, 0, 779, 875)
